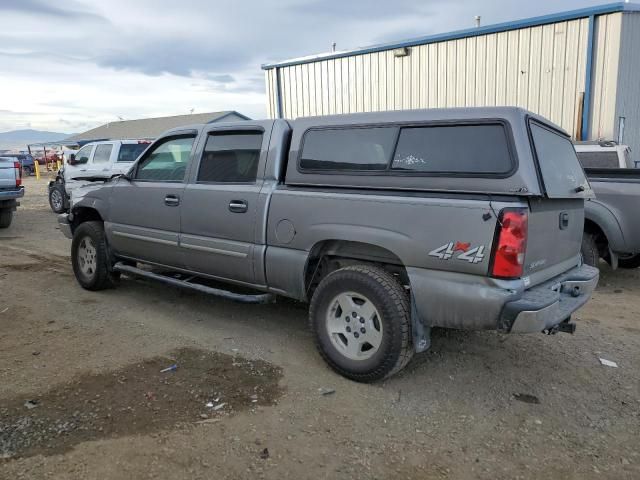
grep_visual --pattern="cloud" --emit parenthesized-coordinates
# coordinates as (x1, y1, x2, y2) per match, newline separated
(0, 0, 108, 22)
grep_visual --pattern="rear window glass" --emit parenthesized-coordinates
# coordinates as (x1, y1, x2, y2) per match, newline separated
(392, 124, 512, 174)
(118, 143, 148, 162)
(300, 127, 397, 171)
(576, 151, 619, 168)
(530, 123, 590, 198)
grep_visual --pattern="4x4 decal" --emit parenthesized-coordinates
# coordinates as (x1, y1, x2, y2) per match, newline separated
(429, 242, 486, 264)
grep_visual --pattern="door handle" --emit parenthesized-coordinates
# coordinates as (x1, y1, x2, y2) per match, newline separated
(165, 195, 180, 207)
(559, 212, 569, 229)
(229, 200, 248, 213)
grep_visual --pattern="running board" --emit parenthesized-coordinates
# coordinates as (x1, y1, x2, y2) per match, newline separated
(113, 262, 275, 304)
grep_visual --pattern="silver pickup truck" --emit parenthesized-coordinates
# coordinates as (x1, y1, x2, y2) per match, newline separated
(582, 168, 640, 269)
(59, 107, 599, 381)
(0, 157, 25, 228)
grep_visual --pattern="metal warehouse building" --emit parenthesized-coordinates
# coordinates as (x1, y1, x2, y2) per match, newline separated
(263, 2, 640, 157)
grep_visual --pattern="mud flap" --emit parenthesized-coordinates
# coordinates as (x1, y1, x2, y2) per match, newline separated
(411, 293, 431, 353)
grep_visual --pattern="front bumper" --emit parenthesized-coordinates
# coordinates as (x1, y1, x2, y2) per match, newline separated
(499, 264, 599, 333)
(58, 213, 73, 239)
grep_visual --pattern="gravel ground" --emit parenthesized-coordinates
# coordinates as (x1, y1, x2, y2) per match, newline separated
(0, 177, 639, 479)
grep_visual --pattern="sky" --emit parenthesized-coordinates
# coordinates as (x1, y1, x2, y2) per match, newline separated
(0, 0, 610, 134)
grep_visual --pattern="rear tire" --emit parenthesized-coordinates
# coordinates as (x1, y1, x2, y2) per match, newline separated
(0, 209, 13, 229)
(49, 184, 66, 213)
(309, 265, 413, 382)
(618, 254, 640, 269)
(71, 221, 117, 290)
(581, 233, 599, 268)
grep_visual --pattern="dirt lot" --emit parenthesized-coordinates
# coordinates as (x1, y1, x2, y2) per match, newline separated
(1, 177, 639, 479)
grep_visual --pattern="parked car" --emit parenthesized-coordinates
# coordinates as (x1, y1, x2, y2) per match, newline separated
(0, 157, 25, 228)
(48, 140, 150, 213)
(59, 107, 599, 381)
(0, 153, 36, 175)
(581, 167, 640, 268)
(574, 141, 636, 168)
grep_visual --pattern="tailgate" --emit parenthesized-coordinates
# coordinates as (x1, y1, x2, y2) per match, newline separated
(525, 198, 583, 282)
(0, 160, 17, 189)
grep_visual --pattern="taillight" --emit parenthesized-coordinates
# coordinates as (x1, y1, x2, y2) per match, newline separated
(13, 161, 22, 187)
(490, 209, 528, 279)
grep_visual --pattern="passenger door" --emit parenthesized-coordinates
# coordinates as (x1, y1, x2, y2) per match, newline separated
(180, 126, 268, 284)
(64, 144, 94, 191)
(105, 134, 197, 268)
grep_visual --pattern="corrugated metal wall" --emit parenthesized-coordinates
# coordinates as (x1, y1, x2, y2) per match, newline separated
(614, 12, 640, 158)
(265, 13, 623, 141)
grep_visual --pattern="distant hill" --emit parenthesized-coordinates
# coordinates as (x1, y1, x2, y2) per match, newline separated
(0, 129, 72, 151)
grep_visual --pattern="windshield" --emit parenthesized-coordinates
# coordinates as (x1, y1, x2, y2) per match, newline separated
(118, 143, 149, 162)
(530, 122, 592, 198)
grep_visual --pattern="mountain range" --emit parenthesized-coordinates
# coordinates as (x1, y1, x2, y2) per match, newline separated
(0, 129, 72, 152)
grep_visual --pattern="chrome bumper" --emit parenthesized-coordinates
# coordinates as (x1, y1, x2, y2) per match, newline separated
(499, 264, 599, 333)
(58, 213, 73, 239)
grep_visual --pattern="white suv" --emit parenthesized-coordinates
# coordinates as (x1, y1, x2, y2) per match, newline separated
(574, 141, 635, 169)
(48, 140, 150, 213)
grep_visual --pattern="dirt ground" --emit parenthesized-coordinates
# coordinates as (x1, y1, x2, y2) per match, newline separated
(1, 177, 639, 480)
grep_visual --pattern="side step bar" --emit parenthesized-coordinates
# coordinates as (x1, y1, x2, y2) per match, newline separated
(113, 262, 275, 304)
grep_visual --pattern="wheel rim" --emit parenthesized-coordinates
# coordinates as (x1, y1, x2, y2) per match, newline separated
(325, 291, 383, 361)
(77, 236, 97, 278)
(51, 190, 63, 210)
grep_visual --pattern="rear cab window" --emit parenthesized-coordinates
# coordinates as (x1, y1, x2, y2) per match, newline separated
(529, 121, 592, 198)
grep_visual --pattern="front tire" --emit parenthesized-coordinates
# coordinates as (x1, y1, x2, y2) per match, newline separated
(71, 221, 118, 290)
(0, 209, 13, 229)
(581, 233, 599, 268)
(49, 184, 66, 213)
(309, 265, 413, 382)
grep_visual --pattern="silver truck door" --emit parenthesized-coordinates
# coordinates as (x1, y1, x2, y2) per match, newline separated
(105, 134, 196, 268)
(179, 124, 271, 285)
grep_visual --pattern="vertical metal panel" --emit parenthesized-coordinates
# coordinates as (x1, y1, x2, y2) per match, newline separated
(549, 22, 568, 127)
(527, 26, 543, 113)
(341, 57, 350, 113)
(485, 33, 497, 106)
(428, 43, 438, 107)
(516, 28, 531, 109)
(615, 12, 640, 159)
(505, 30, 519, 106)
(495, 31, 508, 106)
(465, 37, 476, 107)
(591, 13, 622, 140)
(475, 35, 487, 107)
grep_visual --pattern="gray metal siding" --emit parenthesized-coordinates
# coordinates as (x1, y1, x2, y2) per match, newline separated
(615, 12, 640, 159)
(266, 13, 626, 144)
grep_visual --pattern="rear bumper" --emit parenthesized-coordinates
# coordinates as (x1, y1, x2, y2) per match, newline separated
(58, 213, 73, 239)
(499, 264, 599, 333)
(0, 187, 24, 201)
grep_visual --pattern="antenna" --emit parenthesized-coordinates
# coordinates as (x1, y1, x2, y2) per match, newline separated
(332, 42, 336, 52)
(189, 108, 194, 114)
(475, 15, 481, 28)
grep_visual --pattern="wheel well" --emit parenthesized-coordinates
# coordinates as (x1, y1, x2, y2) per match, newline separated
(70, 207, 103, 231)
(584, 218, 609, 258)
(304, 240, 408, 299)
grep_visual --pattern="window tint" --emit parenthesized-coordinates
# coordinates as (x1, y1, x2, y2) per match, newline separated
(530, 123, 590, 198)
(135, 136, 195, 182)
(392, 124, 512, 174)
(74, 145, 92, 165)
(198, 132, 262, 183)
(93, 144, 113, 163)
(576, 151, 619, 168)
(118, 143, 148, 162)
(300, 127, 397, 171)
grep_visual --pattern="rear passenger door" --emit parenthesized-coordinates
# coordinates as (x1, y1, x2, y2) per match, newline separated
(180, 125, 269, 284)
(106, 133, 196, 268)
(86, 143, 114, 177)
